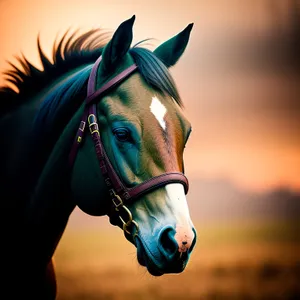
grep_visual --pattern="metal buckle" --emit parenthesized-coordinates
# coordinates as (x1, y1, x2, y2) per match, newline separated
(111, 194, 123, 211)
(88, 114, 96, 123)
(79, 121, 86, 132)
(88, 114, 100, 135)
(89, 123, 99, 135)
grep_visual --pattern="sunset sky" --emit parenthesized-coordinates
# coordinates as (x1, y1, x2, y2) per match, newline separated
(0, 0, 299, 192)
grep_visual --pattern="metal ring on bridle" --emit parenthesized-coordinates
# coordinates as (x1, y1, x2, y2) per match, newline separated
(118, 205, 133, 225)
(123, 220, 139, 236)
(116, 204, 139, 236)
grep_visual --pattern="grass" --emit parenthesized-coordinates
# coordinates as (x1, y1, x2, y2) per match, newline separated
(54, 218, 300, 300)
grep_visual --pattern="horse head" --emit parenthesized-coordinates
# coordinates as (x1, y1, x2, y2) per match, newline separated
(70, 16, 196, 276)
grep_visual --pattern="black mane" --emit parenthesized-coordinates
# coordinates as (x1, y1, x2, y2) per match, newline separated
(0, 29, 111, 116)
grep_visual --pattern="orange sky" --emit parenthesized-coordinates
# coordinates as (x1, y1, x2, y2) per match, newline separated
(0, 0, 299, 192)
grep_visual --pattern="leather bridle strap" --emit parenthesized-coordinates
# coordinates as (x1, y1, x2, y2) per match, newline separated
(69, 55, 189, 209)
(69, 56, 138, 167)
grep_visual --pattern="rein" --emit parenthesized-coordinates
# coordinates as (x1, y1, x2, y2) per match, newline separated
(69, 55, 189, 237)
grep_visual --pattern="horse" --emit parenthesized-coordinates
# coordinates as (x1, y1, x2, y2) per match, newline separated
(0, 16, 196, 299)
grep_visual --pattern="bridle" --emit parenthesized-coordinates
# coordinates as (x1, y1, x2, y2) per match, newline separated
(69, 55, 189, 237)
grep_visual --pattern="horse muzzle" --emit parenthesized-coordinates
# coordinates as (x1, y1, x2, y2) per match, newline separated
(134, 225, 197, 276)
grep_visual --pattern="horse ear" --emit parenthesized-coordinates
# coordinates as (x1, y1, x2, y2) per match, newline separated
(153, 23, 194, 67)
(102, 15, 135, 72)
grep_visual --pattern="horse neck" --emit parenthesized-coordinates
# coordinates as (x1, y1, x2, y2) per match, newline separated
(25, 104, 85, 263)
(1, 92, 56, 220)
(28, 102, 85, 222)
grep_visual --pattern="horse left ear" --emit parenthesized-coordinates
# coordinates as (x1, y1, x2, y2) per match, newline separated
(153, 23, 194, 67)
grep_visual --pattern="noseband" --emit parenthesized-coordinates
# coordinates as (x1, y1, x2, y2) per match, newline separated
(69, 55, 189, 236)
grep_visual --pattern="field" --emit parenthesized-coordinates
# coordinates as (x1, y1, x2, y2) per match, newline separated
(54, 219, 300, 300)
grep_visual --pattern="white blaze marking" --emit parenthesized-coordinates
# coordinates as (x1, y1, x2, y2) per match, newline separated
(150, 96, 167, 130)
(165, 183, 195, 251)
(165, 183, 191, 222)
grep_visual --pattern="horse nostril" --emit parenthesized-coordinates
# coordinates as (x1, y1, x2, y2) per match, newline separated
(182, 241, 187, 245)
(159, 227, 178, 258)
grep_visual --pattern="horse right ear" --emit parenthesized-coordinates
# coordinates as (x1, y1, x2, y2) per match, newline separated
(101, 15, 135, 72)
(153, 23, 194, 68)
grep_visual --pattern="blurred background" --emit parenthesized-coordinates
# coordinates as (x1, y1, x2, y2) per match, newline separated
(0, 0, 299, 299)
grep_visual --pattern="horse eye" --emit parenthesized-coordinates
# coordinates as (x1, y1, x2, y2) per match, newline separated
(113, 128, 131, 142)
